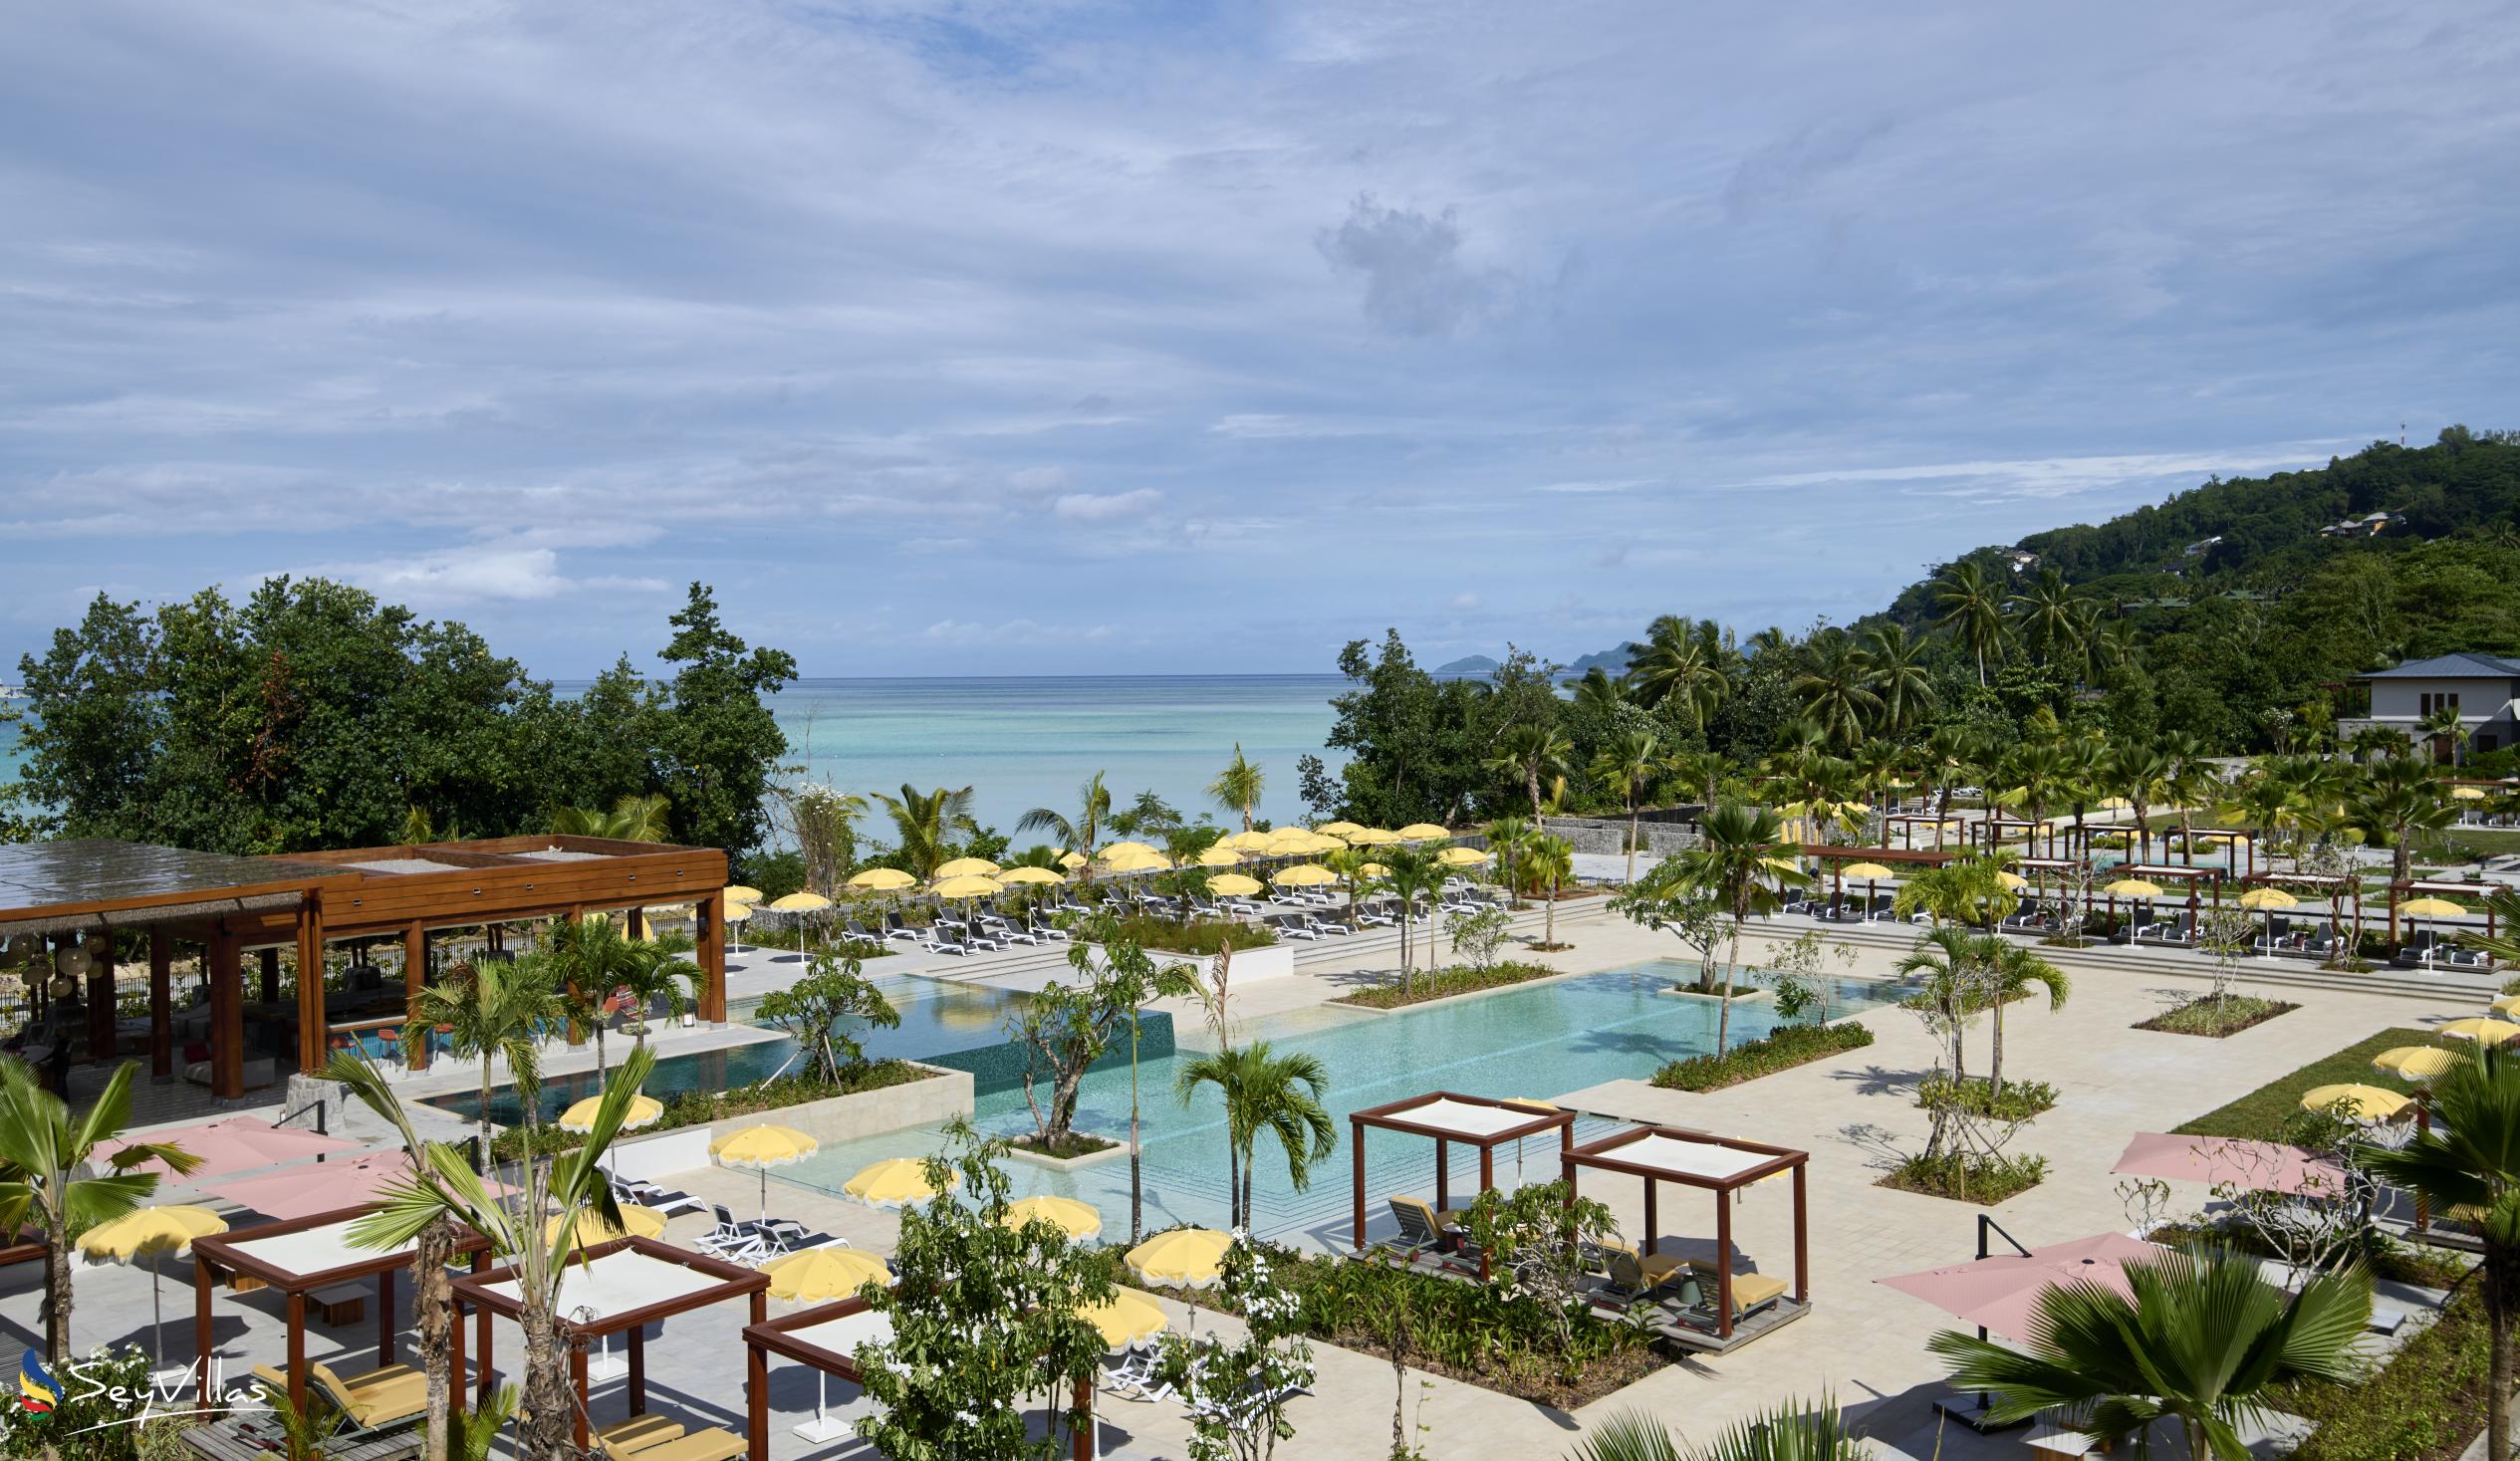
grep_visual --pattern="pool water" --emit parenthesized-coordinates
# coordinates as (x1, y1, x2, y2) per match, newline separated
(772, 962, 1900, 1246)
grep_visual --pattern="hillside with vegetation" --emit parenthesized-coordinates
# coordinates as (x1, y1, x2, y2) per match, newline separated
(1304, 428, 2520, 828)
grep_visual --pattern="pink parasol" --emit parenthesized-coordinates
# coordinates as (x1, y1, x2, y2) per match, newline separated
(95, 1116, 359, 1183)
(1879, 1232, 2165, 1341)
(2111, 1131, 2347, 1198)
(199, 1149, 509, 1220)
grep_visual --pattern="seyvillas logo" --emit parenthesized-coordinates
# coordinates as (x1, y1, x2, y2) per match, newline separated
(17, 1351, 59, 1415)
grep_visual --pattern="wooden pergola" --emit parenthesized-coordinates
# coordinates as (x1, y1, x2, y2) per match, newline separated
(0, 835, 728, 1099)
(2388, 877, 2502, 949)
(2103, 862, 2225, 918)
(1883, 814, 1963, 852)
(453, 1237, 768, 1453)
(1560, 1125, 1808, 1340)
(190, 1202, 493, 1423)
(2235, 870, 2362, 941)
(1349, 1092, 1577, 1266)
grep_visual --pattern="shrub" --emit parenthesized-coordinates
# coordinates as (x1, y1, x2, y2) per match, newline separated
(1651, 1021, 1874, 1092)
(2136, 994, 2298, 1038)
(1880, 1150, 2049, 1205)
(1333, 961, 1559, 1010)
(1085, 913, 1275, 956)
(1916, 1075, 2057, 1122)
(490, 1062, 931, 1160)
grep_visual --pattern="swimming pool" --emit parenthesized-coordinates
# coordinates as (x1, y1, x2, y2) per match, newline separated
(770, 962, 1901, 1245)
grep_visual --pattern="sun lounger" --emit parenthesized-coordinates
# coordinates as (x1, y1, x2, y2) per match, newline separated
(1274, 915, 1321, 941)
(1306, 913, 1354, 936)
(1600, 1242, 1684, 1302)
(1671, 1260, 1788, 1328)
(252, 1359, 426, 1433)
(881, 913, 922, 944)
(598, 1416, 688, 1455)
(1384, 1195, 1466, 1263)
(600, 1426, 747, 1461)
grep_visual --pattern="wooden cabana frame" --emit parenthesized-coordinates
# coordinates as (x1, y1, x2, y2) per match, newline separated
(1882, 814, 1963, 852)
(190, 1202, 493, 1422)
(452, 1236, 768, 1453)
(1560, 1125, 1809, 1340)
(1350, 1092, 1577, 1265)
(2387, 877, 2502, 949)
(2235, 870, 2363, 941)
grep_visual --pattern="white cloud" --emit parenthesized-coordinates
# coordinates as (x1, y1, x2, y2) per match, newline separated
(920, 617, 1118, 646)
(1051, 489, 1160, 522)
(1450, 591, 1482, 610)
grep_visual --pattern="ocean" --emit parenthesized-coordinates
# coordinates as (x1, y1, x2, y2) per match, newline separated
(0, 675, 1350, 841)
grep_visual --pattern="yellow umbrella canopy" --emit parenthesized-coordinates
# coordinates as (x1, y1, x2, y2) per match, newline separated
(712, 1124, 820, 1167)
(1215, 830, 1276, 852)
(1081, 1292, 1167, 1348)
(723, 902, 754, 923)
(2398, 896, 2468, 917)
(1994, 870, 2029, 889)
(1099, 841, 1161, 860)
(934, 856, 1002, 879)
(1315, 821, 1366, 837)
(1358, 862, 1389, 878)
(560, 1094, 664, 1133)
(1839, 862, 1894, 879)
(763, 1247, 891, 1303)
(1344, 828, 1403, 847)
(1395, 824, 1450, 841)
(2104, 878, 2164, 897)
(79, 1205, 227, 1262)
(2440, 1017, 2520, 1045)
(1272, 864, 1337, 887)
(848, 867, 917, 891)
(999, 865, 1066, 885)
(2452, 786, 2488, 801)
(1195, 846, 1245, 867)
(767, 892, 833, 912)
(2494, 993, 2520, 1017)
(1261, 831, 1327, 855)
(545, 1203, 666, 1248)
(723, 885, 765, 904)
(1001, 1194, 1103, 1240)
(1059, 851, 1091, 869)
(1126, 1228, 1233, 1289)
(1435, 847, 1487, 867)
(2236, 887, 2297, 909)
(932, 874, 1005, 899)
(2299, 1084, 2410, 1120)
(1101, 847, 1170, 872)
(2093, 798, 2133, 812)
(844, 1157, 957, 1210)
(1207, 873, 1263, 897)
(2374, 1046, 2463, 1081)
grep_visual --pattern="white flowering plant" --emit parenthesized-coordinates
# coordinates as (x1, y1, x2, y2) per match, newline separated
(1152, 1234, 1316, 1461)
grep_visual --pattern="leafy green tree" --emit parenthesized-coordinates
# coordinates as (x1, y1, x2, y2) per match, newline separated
(1590, 730, 1661, 884)
(649, 584, 796, 862)
(550, 793, 672, 841)
(1066, 914, 1198, 1242)
(1319, 630, 1493, 826)
(1175, 1042, 1335, 1230)
(1611, 865, 1728, 994)
(876, 783, 980, 880)
(1982, 942, 2067, 1098)
(0, 1059, 199, 1363)
(1017, 772, 1113, 877)
(1487, 722, 1574, 837)
(1667, 804, 1801, 1056)
(1928, 1248, 2369, 1460)
(754, 949, 898, 1086)
(1152, 1237, 1316, 1461)
(1208, 744, 1267, 832)
(1791, 629, 1881, 749)
(412, 957, 561, 1168)
(1862, 622, 1937, 738)
(1931, 560, 2011, 687)
(855, 1122, 1115, 1461)
(2346, 756, 2457, 885)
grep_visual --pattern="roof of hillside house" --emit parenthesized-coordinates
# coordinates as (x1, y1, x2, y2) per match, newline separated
(2360, 653, 2520, 680)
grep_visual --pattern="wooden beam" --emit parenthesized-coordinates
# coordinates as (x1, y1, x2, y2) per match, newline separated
(149, 928, 172, 1081)
(696, 891, 727, 1024)
(88, 934, 117, 1061)
(404, 921, 428, 1072)
(209, 931, 242, 1100)
(296, 904, 327, 1075)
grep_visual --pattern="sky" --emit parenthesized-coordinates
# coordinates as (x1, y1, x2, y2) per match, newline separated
(3, 1, 2516, 678)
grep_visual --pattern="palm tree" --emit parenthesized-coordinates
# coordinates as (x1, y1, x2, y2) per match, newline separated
(1931, 560, 2011, 686)
(1207, 746, 1266, 832)
(1377, 844, 1447, 993)
(1565, 1398, 1869, 1460)
(1591, 731, 1661, 885)
(2346, 723, 2409, 764)
(412, 956, 561, 1169)
(613, 930, 704, 1047)
(2347, 756, 2457, 886)
(2417, 701, 2470, 766)
(1526, 832, 1575, 950)
(2218, 766, 2300, 871)
(1791, 629, 1881, 749)
(2157, 731, 2217, 861)
(1666, 747, 1726, 812)
(1917, 724, 1980, 840)
(1632, 617, 1732, 730)
(1568, 666, 1631, 718)
(1929, 1247, 2369, 1459)
(1481, 815, 1532, 909)
(2362, 1023, 2520, 1458)
(1893, 924, 1987, 1090)
(2001, 742, 2069, 856)
(1982, 942, 2067, 1098)
(1486, 723, 1572, 838)
(2006, 568, 2088, 673)
(541, 913, 640, 1091)
(0, 1058, 199, 1363)
(1174, 1043, 1335, 1230)
(330, 1045, 663, 1461)
(1862, 623, 1937, 738)
(1850, 739, 1904, 815)
(1016, 772, 1111, 882)
(2108, 741, 2174, 863)
(552, 793, 673, 842)
(1670, 804, 1800, 1057)
(878, 784, 980, 880)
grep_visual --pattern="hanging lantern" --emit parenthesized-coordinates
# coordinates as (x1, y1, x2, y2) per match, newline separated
(54, 942, 94, 981)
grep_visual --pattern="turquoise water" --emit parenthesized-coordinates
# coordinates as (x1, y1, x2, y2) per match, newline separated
(773, 963, 1899, 1245)
(0, 675, 1349, 839)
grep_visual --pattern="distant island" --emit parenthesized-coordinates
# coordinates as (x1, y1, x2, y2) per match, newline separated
(1435, 643, 1639, 680)
(1431, 653, 1500, 675)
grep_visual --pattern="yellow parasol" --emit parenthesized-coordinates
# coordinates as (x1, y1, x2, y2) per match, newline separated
(1272, 864, 1337, 887)
(848, 867, 917, 891)
(1099, 841, 1161, 861)
(713, 1124, 822, 1225)
(1344, 828, 1404, 847)
(763, 1247, 891, 1303)
(1207, 873, 1263, 897)
(1001, 1195, 1103, 1241)
(1839, 862, 1894, 879)
(932, 874, 1005, 899)
(1358, 862, 1389, 878)
(1126, 1228, 1232, 1289)
(843, 1157, 956, 1210)
(999, 865, 1065, 885)
(1059, 851, 1090, 870)
(2299, 1085, 2410, 1120)
(2494, 993, 2520, 1018)
(2452, 787, 2488, 801)
(79, 1206, 230, 1373)
(2104, 878, 2163, 898)
(1396, 824, 1450, 841)
(1316, 821, 1366, 838)
(1436, 847, 1487, 867)
(560, 1094, 664, 1133)
(1215, 831, 1276, 853)
(1195, 846, 1245, 867)
(1995, 870, 2029, 889)
(2439, 1017, 2520, 1045)
(1101, 847, 1170, 873)
(1262, 832, 1329, 855)
(1081, 1291, 1168, 1348)
(723, 885, 765, 905)
(934, 857, 1002, 879)
(2398, 896, 2468, 917)
(767, 892, 832, 913)
(2374, 1046, 2462, 1081)
(545, 1203, 666, 1250)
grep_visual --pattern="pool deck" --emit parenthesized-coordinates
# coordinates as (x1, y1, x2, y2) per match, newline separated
(22, 901, 2486, 1459)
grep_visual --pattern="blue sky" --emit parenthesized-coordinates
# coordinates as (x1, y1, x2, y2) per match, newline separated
(3, 1, 2515, 677)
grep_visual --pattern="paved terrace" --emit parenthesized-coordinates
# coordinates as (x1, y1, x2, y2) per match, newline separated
(17, 903, 2484, 1459)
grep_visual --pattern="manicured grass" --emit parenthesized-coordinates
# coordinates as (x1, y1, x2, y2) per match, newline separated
(1651, 1020, 1875, 1091)
(2173, 1027, 2437, 1138)
(2442, 827, 2520, 858)
(2135, 993, 2299, 1038)
(1333, 960, 1558, 1010)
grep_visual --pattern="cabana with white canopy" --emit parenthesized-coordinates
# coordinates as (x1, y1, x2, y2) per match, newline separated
(190, 1202, 493, 1422)
(453, 1236, 768, 1454)
(1349, 1092, 1577, 1270)
(1560, 1124, 1809, 1347)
